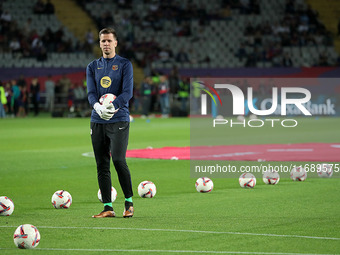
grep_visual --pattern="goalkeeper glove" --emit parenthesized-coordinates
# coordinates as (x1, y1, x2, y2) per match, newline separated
(94, 102, 115, 120)
(107, 103, 119, 114)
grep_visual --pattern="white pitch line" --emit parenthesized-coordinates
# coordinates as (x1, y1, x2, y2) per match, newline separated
(267, 149, 313, 152)
(1, 225, 339, 241)
(0, 247, 337, 255)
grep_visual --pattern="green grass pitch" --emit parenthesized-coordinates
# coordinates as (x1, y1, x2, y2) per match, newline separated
(0, 116, 339, 254)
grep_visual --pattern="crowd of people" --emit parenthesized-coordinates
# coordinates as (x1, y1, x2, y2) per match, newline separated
(236, 0, 335, 67)
(0, 0, 94, 63)
(1, 0, 339, 68)
(79, 0, 339, 69)
(0, 65, 192, 119)
(132, 66, 190, 118)
(79, 0, 232, 69)
(0, 77, 38, 118)
(0, 74, 88, 118)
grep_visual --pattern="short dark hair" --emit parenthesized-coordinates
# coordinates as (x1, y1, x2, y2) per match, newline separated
(99, 27, 117, 40)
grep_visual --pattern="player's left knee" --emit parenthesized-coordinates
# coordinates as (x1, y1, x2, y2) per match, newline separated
(112, 158, 126, 166)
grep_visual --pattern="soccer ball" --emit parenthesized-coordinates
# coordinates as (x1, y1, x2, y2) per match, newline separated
(262, 170, 280, 185)
(290, 167, 307, 181)
(239, 173, 256, 188)
(97, 186, 117, 203)
(249, 114, 258, 120)
(237, 115, 245, 121)
(138, 181, 156, 198)
(0, 196, 14, 216)
(13, 224, 40, 249)
(51, 190, 72, 209)
(195, 177, 214, 193)
(99, 93, 116, 107)
(317, 164, 333, 178)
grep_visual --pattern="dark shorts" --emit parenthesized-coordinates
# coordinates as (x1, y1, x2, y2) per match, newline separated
(90, 121, 130, 161)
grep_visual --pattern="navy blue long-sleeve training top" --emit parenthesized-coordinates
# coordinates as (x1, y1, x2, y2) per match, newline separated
(87, 54, 133, 124)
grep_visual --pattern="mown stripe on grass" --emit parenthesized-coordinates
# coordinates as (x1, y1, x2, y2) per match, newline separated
(1, 225, 339, 241)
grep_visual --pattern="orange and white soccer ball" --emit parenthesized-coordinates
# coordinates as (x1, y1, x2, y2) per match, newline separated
(262, 170, 280, 185)
(0, 196, 14, 216)
(97, 186, 117, 203)
(51, 190, 72, 209)
(138, 181, 156, 198)
(13, 224, 40, 249)
(290, 167, 307, 181)
(99, 93, 116, 107)
(239, 173, 256, 188)
(195, 177, 214, 193)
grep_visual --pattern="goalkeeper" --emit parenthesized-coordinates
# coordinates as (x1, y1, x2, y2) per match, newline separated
(87, 27, 134, 218)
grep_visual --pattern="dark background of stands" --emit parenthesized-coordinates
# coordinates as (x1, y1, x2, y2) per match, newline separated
(0, 0, 340, 117)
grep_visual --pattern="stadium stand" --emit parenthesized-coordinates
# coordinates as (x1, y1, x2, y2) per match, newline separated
(1, 0, 339, 70)
(0, 0, 339, 117)
(0, 0, 95, 68)
(78, 0, 340, 70)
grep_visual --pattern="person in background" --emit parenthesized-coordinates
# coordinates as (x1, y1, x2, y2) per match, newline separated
(57, 74, 72, 105)
(23, 86, 29, 115)
(158, 75, 170, 118)
(17, 86, 28, 117)
(11, 80, 20, 116)
(73, 83, 87, 111)
(30, 78, 40, 116)
(178, 77, 190, 114)
(17, 75, 27, 89)
(4, 82, 12, 116)
(140, 76, 152, 118)
(131, 82, 140, 113)
(68, 83, 75, 112)
(33, 0, 45, 14)
(168, 66, 180, 105)
(45, 75, 55, 112)
(44, 0, 55, 14)
(191, 78, 202, 115)
(0, 81, 7, 118)
(150, 72, 160, 114)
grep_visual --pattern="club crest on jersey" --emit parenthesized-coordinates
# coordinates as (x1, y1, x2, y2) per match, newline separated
(112, 65, 118, 71)
(100, 76, 111, 88)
